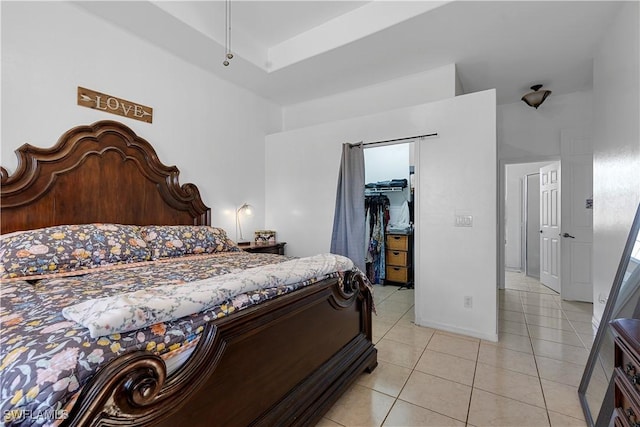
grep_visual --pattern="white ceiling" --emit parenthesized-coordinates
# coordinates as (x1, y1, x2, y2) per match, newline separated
(77, 1, 624, 106)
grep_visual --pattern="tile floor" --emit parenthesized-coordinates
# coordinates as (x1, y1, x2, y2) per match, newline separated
(317, 271, 597, 427)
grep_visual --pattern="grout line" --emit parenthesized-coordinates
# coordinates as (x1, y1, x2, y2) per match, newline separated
(464, 334, 482, 426)
(381, 325, 434, 426)
(378, 285, 426, 427)
(519, 282, 554, 427)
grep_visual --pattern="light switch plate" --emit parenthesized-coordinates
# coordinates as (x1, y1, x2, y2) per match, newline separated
(455, 215, 473, 227)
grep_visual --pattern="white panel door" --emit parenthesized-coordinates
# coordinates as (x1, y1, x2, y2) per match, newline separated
(540, 162, 561, 293)
(560, 131, 593, 302)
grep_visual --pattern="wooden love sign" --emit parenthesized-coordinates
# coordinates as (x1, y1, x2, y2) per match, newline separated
(77, 87, 153, 123)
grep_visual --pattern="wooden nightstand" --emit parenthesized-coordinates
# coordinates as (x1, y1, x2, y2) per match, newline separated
(238, 242, 286, 255)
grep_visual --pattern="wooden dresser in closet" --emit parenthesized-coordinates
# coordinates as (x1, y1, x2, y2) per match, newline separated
(385, 232, 413, 288)
(611, 318, 640, 427)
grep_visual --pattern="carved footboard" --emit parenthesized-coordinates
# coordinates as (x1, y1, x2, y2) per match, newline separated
(63, 270, 377, 426)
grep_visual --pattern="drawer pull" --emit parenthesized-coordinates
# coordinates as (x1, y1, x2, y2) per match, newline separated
(393, 236, 401, 240)
(627, 407, 637, 424)
(393, 252, 400, 255)
(626, 363, 637, 376)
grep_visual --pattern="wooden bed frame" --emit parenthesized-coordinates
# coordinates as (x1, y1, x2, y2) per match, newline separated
(0, 121, 377, 426)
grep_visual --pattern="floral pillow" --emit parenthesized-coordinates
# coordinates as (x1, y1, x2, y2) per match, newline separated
(141, 225, 240, 259)
(0, 224, 151, 279)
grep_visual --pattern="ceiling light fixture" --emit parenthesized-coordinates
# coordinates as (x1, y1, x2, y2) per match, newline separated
(223, 0, 234, 66)
(521, 84, 552, 109)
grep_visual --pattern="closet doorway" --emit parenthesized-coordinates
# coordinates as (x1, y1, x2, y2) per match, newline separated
(364, 142, 414, 288)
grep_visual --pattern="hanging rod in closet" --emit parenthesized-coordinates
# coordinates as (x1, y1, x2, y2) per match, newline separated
(350, 132, 438, 147)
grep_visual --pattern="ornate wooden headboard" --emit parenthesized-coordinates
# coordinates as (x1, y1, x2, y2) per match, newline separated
(1, 120, 210, 234)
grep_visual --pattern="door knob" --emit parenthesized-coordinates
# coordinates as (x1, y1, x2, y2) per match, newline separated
(561, 232, 575, 238)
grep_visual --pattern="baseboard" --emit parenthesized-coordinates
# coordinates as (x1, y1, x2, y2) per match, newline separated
(415, 318, 498, 342)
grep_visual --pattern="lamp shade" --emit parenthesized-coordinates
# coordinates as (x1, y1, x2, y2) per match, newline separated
(521, 84, 552, 109)
(238, 203, 252, 216)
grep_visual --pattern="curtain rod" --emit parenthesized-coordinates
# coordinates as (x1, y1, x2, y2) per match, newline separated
(350, 132, 438, 147)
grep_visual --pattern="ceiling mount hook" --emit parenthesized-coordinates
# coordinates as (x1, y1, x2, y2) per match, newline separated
(223, 0, 233, 66)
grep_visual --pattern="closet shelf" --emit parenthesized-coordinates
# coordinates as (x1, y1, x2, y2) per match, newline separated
(365, 187, 405, 194)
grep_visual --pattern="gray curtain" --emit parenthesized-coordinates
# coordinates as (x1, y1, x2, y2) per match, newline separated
(330, 143, 366, 272)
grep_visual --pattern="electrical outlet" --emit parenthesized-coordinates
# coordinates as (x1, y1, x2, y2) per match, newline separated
(464, 296, 473, 308)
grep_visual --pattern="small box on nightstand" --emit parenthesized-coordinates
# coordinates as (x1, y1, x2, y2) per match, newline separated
(254, 230, 276, 244)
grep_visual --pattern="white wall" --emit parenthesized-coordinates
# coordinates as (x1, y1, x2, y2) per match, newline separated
(414, 90, 497, 341)
(592, 1, 640, 324)
(1, 1, 281, 239)
(282, 64, 457, 131)
(365, 144, 410, 184)
(266, 105, 435, 258)
(504, 161, 554, 270)
(266, 90, 497, 341)
(498, 91, 594, 161)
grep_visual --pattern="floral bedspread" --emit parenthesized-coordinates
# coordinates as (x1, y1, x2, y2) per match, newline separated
(63, 254, 354, 338)
(0, 252, 350, 426)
